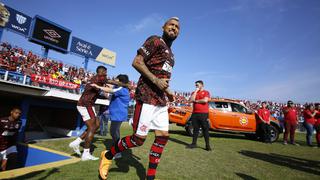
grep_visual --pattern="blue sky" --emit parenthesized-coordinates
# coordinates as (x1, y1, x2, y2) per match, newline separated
(1, 0, 320, 103)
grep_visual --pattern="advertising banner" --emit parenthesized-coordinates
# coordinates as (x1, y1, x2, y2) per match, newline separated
(29, 15, 71, 53)
(96, 48, 116, 66)
(30, 74, 80, 90)
(70, 36, 116, 66)
(0, 4, 32, 36)
(70, 36, 102, 59)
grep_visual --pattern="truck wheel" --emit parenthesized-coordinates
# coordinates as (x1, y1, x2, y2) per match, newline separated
(270, 125, 279, 143)
(185, 121, 203, 137)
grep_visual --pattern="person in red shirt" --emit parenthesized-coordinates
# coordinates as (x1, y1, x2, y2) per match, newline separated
(314, 103, 320, 147)
(257, 101, 272, 143)
(303, 104, 317, 146)
(186, 80, 212, 151)
(283, 100, 299, 145)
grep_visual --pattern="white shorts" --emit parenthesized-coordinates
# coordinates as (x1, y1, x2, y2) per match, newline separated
(0, 146, 17, 160)
(133, 102, 169, 136)
(77, 106, 96, 121)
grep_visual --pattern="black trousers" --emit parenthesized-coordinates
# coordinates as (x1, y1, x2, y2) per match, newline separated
(110, 121, 123, 145)
(258, 123, 271, 142)
(190, 113, 210, 146)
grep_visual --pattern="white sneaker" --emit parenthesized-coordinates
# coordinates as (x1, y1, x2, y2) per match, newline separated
(113, 153, 122, 159)
(81, 153, 99, 161)
(69, 142, 81, 156)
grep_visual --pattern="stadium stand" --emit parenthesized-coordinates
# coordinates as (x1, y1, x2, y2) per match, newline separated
(0, 42, 94, 94)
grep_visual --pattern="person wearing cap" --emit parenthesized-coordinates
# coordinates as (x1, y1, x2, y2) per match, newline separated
(92, 74, 130, 159)
(98, 17, 180, 180)
(282, 100, 299, 145)
(257, 101, 272, 143)
(303, 104, 317, 146)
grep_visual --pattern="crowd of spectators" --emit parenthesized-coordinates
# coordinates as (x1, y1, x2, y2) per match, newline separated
(0, 42, 141, 94)
(241, 99, 320, 132)
(0, 42, 93, 88)
(173, 91, 191, 106)
(242, 100, 308, 120)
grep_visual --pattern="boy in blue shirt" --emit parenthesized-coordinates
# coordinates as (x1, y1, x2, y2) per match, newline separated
(91, 74, 130, 159)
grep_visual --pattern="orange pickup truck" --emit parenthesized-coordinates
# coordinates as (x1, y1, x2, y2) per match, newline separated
(169, 98, 283, 142)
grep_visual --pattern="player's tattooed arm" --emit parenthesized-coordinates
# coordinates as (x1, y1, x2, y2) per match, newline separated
(132, 54, 169, 91)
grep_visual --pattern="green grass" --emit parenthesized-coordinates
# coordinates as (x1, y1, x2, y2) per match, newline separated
(12, 123, 320, 180)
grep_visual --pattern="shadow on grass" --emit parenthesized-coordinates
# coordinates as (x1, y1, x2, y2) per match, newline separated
(239, 150, 320, 175)
(168, 137, 189, 146)
(93, 136, 113, 149)
(235, 172, 258, 180)
(9, 168, 59, 180)
(169, 129, 249, 141)
(65, 137, 107, 158)
(169, 130, 189, 136)
(211, 133, 247, 140)
(109, 149, 146, 180)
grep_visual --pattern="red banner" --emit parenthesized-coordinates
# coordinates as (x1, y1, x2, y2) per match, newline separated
(30, 74, 80, 90)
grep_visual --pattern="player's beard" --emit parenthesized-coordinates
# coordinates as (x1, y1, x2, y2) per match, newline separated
(163, 31, 177, 42)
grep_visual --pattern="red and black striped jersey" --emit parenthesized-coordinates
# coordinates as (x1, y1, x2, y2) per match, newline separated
(135, 36, 175, 106)
(77, 75, 107, 107)
(0, 117, 21, 151)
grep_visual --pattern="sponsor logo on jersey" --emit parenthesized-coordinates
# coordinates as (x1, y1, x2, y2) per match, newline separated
(140, 124, 148, 132)
(162, 61, 172, 73)
(141, 46, 150, 56)
(2, 131, 15, 136)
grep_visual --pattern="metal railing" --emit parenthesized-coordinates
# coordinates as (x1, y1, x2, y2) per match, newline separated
(0, 69, 31, 85)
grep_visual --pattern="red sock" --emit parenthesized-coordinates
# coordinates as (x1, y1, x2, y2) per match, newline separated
(106, 134, 145, 160)
(146, 136, 168, 179)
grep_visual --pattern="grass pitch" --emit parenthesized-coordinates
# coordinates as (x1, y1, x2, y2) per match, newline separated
(10, 123, 320, 180)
